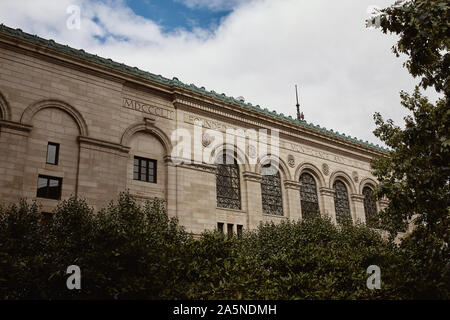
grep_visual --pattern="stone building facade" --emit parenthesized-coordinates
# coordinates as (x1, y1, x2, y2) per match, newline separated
(0, 25, 388, 235)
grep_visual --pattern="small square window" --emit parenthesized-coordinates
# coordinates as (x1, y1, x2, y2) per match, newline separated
(36, 175, 62, 200)
(133, 156, 157, 183)
(46, 142, 59, 165)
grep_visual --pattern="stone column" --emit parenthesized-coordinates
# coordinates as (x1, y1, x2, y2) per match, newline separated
(319, 187, 336, 224)
(351, 194, 366, 224)
(242, 171, 262, 230)
(283, 180, 301, 221)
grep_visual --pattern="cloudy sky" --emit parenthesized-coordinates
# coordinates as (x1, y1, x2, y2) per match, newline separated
(0, 0, 439, 146)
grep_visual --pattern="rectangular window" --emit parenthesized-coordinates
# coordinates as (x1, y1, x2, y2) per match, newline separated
(36, 175, 62, 200)
(227, 223, 233, 238)
(237, 224, 243, 238)
(46, 142, 59, 165)
(217, 222, 224, 234)
(133, 156, 157, 183)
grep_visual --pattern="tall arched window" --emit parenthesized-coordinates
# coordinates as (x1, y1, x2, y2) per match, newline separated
(299, 172, 319, 219)
(363, 186, 378, 227)
(333, 180, 351, 224)
(216, 152, 241, 210)
(260, 163, 283, 215)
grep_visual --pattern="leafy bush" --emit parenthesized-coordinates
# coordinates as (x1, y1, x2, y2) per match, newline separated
(0, 193, 448, 299)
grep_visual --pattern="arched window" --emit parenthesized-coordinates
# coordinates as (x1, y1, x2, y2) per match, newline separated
(216, 152, 241, 210)
(333, 180, 351, 224)
(363, 186, 378, 227)
(260, 163, 283, 215)
(299, 172, 319, 219)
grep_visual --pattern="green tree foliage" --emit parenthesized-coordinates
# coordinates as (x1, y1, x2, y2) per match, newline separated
(1, 194, 447, 300)
(366, 0, 449, 298)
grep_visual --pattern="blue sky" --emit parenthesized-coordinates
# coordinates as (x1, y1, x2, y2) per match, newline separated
(125, 0, 231, 33)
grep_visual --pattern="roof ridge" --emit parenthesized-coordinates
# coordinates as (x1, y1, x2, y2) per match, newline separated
(0, 23, 388, 152)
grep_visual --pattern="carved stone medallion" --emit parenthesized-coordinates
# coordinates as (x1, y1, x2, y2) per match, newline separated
(288, 154, 295, 168)
(352, 171, 359, 183)
(202, 132, 213, 147)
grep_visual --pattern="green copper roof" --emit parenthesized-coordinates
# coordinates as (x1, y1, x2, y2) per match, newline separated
(0, 23, 388, 152)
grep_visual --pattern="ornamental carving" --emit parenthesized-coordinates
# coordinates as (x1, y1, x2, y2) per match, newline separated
(287, 154, 295, 168)
(352, 171, 359, 183)
(322, 163, 330, 176)
(202, 132, 213, 147)
(248, 145, 257, 159)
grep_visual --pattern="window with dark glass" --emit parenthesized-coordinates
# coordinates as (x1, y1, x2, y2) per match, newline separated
(333, 180, 351, 224)
(227, 223, 233, 238)
(36, 175, 62, 200)
(299, 172, 319, 219)
(217, 222, 224, 234)
(363, 186, 379, 227)
(133, 156, 157, 183)
(46, 142, 59, 165)
(261, 163, 283, 216)
(237, 224, 243, 238)
(216, 152, 241, 210)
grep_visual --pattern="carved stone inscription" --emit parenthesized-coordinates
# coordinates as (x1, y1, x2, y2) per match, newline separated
(123, 97, 174, 120)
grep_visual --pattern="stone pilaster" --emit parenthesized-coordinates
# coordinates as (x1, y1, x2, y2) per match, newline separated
(350, 193, 366, 224)
(242, 171, 262, 230)
(319, 187, 336, 223)
(283, 180, 301, 221)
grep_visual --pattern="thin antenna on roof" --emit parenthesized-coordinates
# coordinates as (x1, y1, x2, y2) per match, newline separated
(295, 84, 304, 121)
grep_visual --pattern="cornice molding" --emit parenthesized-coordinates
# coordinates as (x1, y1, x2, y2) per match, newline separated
(319, 187, 335, 197)
(0, 119, 32, 134)
(350, 194, 365, 202)
(242, 171, 262, 183)
(78, 136, 130, 154)
(283, 180, 301, 190)
(0, 24, 389, 158)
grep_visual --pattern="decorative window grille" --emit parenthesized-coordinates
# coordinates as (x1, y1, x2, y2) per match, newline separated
(299, 172, 319, 219)
(333, 180, 351, 224)
(363, 186, 378, 227)
(216, 152, 241, 210)
(261, 163, 283, 216)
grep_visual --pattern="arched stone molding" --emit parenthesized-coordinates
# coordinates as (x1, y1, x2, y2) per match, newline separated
(20, 99, 88, 136)
(329, 170, 357, 194)
(0, 91, 11, 120)
(294, 162, 326, 188)
(255, 154, 292, 181)
(211, 143, 250, 173)
(121, 118, 172, 156)
(359, 177, 378, 194)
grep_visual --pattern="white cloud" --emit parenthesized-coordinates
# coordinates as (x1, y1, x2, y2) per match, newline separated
(0, 0, 440, 146)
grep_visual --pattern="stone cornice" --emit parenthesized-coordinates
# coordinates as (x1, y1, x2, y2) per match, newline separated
(78, 136, 130, 154)
(242, 171, 262, 183)
(319, 187, 335, 197)
(177, 162, 217, 174)
(0, 119, 32, 134)
(350, 194, 365, 202)
(0, 24, 388, 159)
(283, 180, 301, 190)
